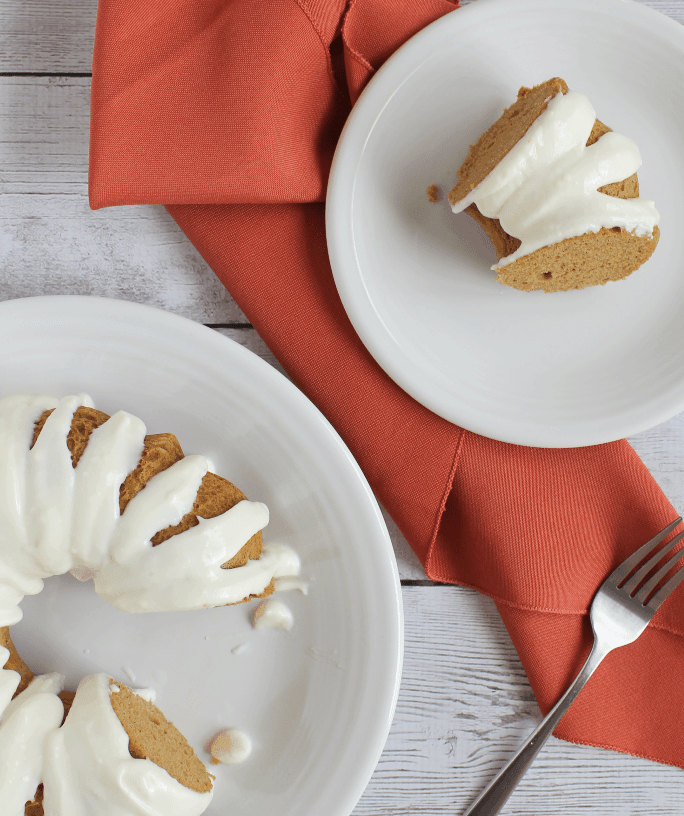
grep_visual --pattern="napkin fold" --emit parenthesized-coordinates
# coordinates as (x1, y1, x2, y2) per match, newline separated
(89, 0, 684, 768)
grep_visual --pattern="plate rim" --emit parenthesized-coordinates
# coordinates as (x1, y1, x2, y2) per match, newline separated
(326, 0, 684, 448)
(0, 294, 404, 816)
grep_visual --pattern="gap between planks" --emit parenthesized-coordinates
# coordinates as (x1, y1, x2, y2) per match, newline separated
(356, 585, 684, 816)
(0, 1, 680, 73)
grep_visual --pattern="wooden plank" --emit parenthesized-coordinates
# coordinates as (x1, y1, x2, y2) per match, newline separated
(0, 77, 89, 193)
(631, 412, 684, 513)
(357, 585, 684, 815)
(0, 76, 247, 321)
(0, 2, 97, 74)
(607, 0, 682, 14)
(639, 0, 684, 24)
(0, 192, 246, 323)
(0, 1, 680, 73)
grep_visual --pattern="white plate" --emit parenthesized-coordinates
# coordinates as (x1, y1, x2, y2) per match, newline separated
(326, 0, 684, 448)
(0, 296, 402, 816)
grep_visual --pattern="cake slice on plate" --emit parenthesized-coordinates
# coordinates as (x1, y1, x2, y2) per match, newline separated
(449, 78, 660, 292)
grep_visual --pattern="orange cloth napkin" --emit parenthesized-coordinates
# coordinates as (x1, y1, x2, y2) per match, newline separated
(89, 0, 684, 768)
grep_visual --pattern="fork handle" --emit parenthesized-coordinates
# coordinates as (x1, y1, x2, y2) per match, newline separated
(463, 640, 612, 816)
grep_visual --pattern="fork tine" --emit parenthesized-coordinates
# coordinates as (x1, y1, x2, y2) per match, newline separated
(635, 535, 684, 603)
(622, 529, 684, 594)
(646, 557, 684, 610)
(608, 518, 682, 585)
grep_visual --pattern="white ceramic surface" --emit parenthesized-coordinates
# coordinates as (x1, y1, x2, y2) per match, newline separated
(0, 296, 403, 816)
(326, 0, 684, 448)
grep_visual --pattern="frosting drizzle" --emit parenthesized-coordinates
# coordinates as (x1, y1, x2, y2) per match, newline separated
(451, 90, 660, 268)
(0, 394, 295, 622)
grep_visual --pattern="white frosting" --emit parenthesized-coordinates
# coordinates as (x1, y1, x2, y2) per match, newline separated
(0, 647, 20, 716)
(0, 660, 64, 814)
(208, 728, 252, 765)
(42, 674, 212, 816)
(0, 660, 211, 815)
(0, 394, 307, 814)
(269, 543, 300, 578)
(252, 598, 294, 631)
(451, 90, 660, 268)
(0, 394, 300, 622)
(132, 687, 156, 704)
(273, 575, 309, 594)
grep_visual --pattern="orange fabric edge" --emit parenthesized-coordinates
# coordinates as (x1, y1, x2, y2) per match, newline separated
(424, 426, 466, 579)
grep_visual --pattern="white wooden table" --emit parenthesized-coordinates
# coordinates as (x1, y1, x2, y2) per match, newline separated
(2, 1, 684, 813)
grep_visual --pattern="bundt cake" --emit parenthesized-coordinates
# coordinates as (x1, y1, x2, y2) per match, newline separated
(448, 78, 660, 292)
(0, 392, 302, 814)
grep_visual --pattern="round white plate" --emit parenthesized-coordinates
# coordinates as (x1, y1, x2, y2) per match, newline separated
(0, 296, 402, 816)
(326, 0, 684, 448)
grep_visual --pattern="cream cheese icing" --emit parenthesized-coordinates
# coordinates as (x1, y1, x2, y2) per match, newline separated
(0, 655, 64, 815)
(208, 727, 252, 765)
(42, 674, 212, 816)
(0, 655, 212, 815)
(273, 575, 309, 594)
(0, 393, 306, 814)
(451, 90, 660, 268)
(0, 394, 298, 623)
(252, 598, 294, 631)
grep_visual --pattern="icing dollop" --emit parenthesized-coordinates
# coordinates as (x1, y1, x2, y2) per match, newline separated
(208, 727, 252, 765)
(252, 598, 294, 631)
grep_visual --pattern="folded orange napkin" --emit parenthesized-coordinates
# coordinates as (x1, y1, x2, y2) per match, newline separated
(89, 0, 684, 767)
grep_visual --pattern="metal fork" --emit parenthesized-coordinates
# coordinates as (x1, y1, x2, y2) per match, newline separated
(464, 517, 684, 816)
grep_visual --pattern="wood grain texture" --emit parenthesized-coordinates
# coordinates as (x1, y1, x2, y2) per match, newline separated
(0, 192, 246, 323)
(1, 1, 680, 73)
(2, 1, 684, 815)
(0, 2, 97, 73)
(355, 586, 684, 816)
(0, 76, 247, 323)
(0, 77, 88, 193)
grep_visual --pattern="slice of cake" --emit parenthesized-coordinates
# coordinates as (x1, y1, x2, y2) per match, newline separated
(41, 675, 213, 814)
(0, 629, 213, 816)
(448, 78, 660, 292)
